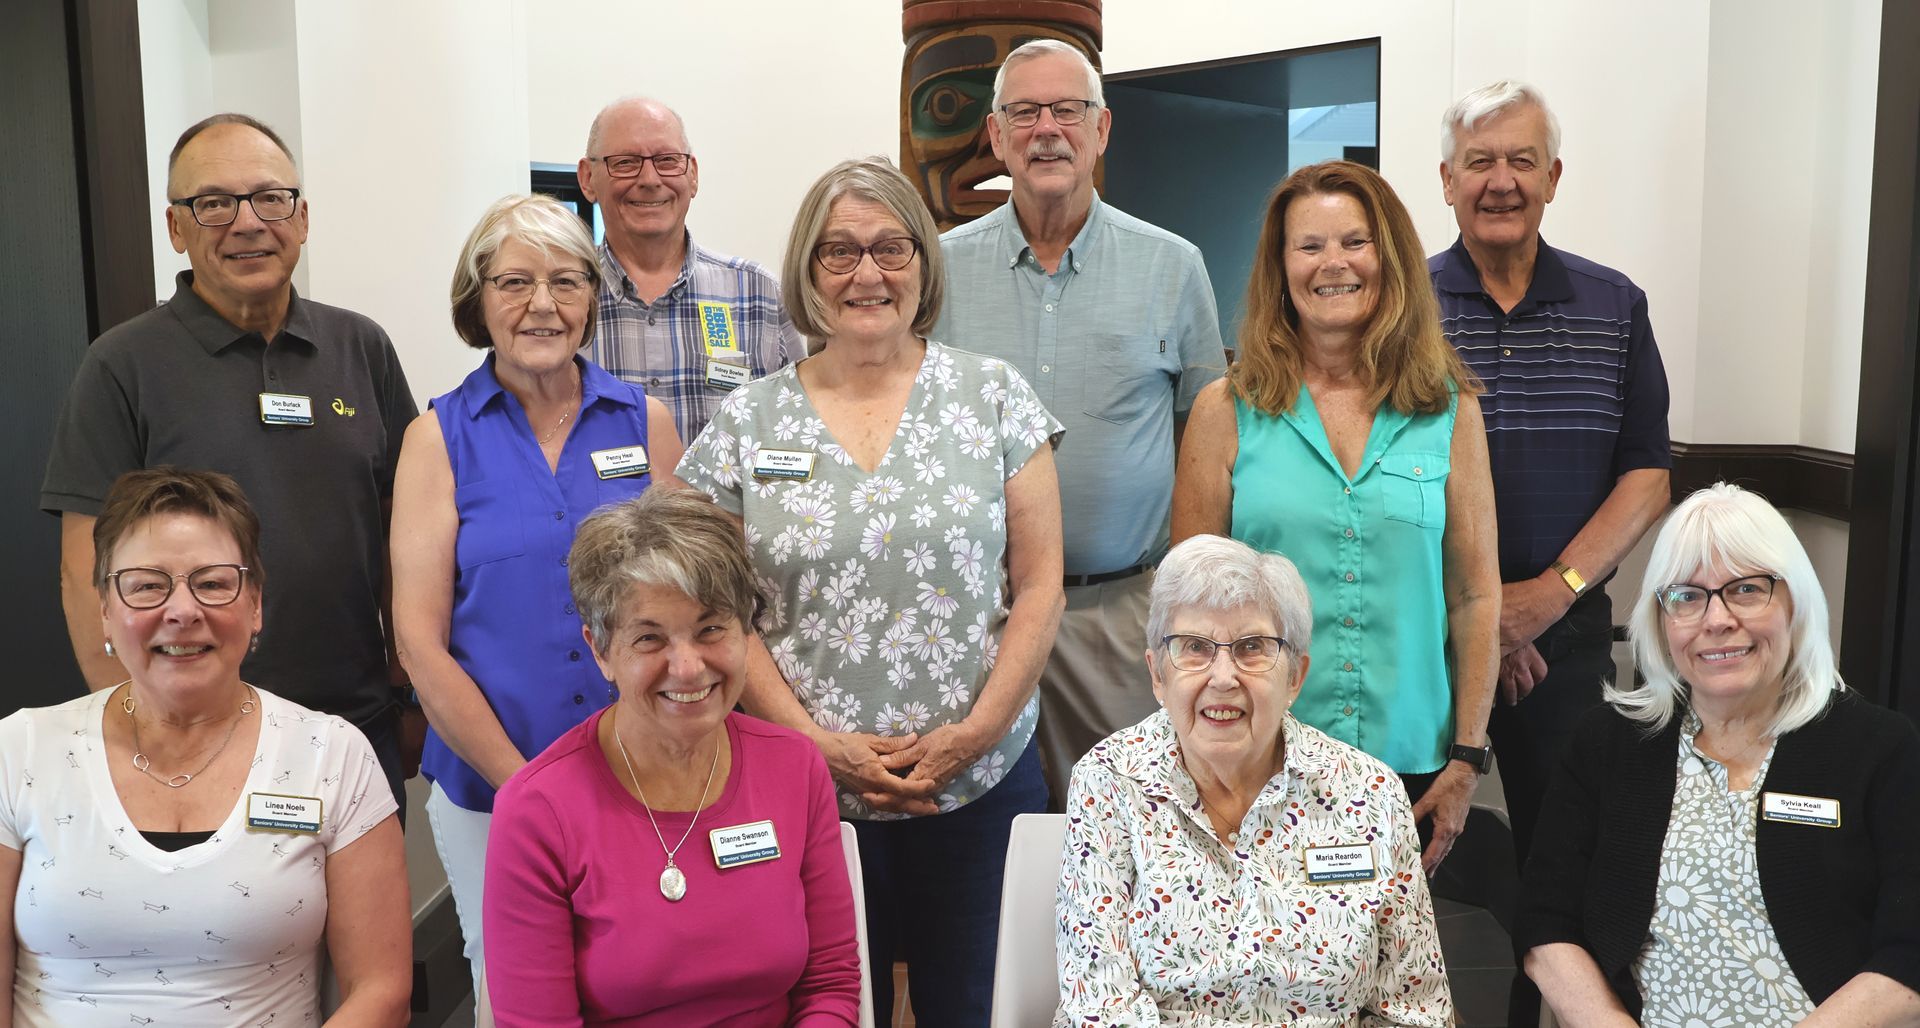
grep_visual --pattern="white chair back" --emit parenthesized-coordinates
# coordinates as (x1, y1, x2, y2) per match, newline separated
(989, 812, 1068, 1027)
(841, 821, 877, 1028)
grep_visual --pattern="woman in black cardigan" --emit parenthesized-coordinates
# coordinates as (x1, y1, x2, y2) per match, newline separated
(1519, 483, 1920, 1026)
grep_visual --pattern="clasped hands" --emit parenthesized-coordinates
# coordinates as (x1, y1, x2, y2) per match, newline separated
(1497, 573, 1575, 705)
(811, 719, 994, 816)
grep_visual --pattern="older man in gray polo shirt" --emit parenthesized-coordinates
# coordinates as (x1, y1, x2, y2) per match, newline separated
(935, 39, 1225, 804)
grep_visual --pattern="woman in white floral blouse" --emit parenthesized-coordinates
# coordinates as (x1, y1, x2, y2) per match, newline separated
(1055, 534, 1452, 1025)
(677, 156, 1065, 1027)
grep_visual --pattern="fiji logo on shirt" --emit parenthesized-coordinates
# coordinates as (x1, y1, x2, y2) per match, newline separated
(331, 398, 356, 417)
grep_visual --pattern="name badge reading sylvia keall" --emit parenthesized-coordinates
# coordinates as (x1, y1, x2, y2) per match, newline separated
(1761, 791, 1841, 828)
(710, 819, 781, 868)
(247, 792, 323, 834)
(752, 449, 816, 481)
(258, 392, 315, 426)
(1303, 843, 1378, 884)
(589, 445, 650, 480)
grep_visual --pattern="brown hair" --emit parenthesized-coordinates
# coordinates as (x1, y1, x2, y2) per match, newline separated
(570, 489, 765, 655)
(92, 468, 265, 595)
(1232, 160, 1477, 416)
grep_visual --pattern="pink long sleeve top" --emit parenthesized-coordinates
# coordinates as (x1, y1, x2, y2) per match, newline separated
(484, 710, 861, 1026)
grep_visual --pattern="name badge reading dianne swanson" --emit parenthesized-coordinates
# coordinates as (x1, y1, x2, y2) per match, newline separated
(752, 448, 816, 481)
(705, 358, 751, 390)
(1761, 791, 1842, 828)
(589, 445, 650, 480)
(710, 819, 781, 869)
(258, 392, 315, 426)
(1303, 843, 1378, 884)
(247, 792, 323, 834)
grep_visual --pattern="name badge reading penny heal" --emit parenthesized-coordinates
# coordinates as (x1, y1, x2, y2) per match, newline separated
(706, 359, 751, 390)
(753, 449, 816, 481)
(1762, 791, 1841, 828)
(247, 792, 323, 834)
(258, 392, 315, 426)
(1304, 843, 1378, 884)
(710, 819, 781, 869)
(589, 445, 650, 480)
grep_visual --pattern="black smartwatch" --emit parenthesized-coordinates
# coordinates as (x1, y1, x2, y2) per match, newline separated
(1448, 742, 1494, 774)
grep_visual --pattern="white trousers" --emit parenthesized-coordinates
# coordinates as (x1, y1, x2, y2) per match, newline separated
(425, 782, 492, 1010)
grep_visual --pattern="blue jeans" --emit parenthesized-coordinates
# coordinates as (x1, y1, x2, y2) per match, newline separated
(852, 741, 1047, 1028)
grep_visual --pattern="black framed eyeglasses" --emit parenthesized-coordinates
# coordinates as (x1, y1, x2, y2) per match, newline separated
(1162, 634, 1288, 673)
(997, 99, 1099, 128)
(485, 271, 593, 305)
(812, 237, 920, 275)
(168, 188, 301, 227)
(108, 564, 250, 610)
(1654, 574, 1781, 623)
(591, 153, 693, 178)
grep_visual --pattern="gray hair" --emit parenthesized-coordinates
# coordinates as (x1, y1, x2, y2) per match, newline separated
(1146, 535, 1314, 659)
(1609, 482, 1842, 736)
(570, 489, 765, 657)
(990, 38, 1105, 112)
(585, 96, 692, 158)
(167, 113, 297, 197)
(1440, 80, 1562, 164)
(449, 194, 600, 350)
(781, 156, 945, 348)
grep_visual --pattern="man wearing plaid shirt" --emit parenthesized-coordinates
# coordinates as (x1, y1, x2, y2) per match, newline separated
(580, 97, 803, 445)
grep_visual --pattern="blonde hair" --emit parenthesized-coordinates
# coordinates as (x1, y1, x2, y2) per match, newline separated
(450, 194, 600, 350)
(781, 157, 945, 348)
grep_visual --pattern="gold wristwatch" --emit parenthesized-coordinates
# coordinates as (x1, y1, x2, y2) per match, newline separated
(1549, 560, 1587, 596)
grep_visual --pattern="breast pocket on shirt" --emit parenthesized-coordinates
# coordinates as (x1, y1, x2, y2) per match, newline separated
(1081, 332, 1169, 425)
(453, 478, 527, 569)
(1378, 452, 1449, 529)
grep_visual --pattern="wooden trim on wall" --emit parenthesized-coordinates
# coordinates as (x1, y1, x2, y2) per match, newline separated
(1669, 442, 1854, 521)
(69, 0, 154, 336)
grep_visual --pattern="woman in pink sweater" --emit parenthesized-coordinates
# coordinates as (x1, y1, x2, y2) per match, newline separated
(483, 488, 860, 1026)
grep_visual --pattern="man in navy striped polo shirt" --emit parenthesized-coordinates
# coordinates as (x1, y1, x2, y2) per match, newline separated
(1429, 79, 1673, 1024)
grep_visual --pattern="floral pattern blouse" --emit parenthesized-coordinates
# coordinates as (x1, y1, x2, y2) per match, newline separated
(678, 341, 1063, 819)
(1631, 715, 1815, 1025)
(1055, 710, 1453, 1026)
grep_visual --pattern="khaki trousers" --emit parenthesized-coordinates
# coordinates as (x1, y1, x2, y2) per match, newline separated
(1034, 569, 1159, 808)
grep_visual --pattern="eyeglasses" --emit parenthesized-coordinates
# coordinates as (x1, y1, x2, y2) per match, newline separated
(485, 271, 593, 305)
(997, 99, 1099, 128)
(168, 188, 301, 227)
(109, 564, 250, 610)
(591, 153, 693, 178)
(1655, 574, 1781, 622)
(1162, 634, 1288, 674)
(812, 238, 920, 275)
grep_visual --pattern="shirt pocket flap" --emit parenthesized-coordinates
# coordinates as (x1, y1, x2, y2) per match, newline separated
(1376, 452, 1449, 528)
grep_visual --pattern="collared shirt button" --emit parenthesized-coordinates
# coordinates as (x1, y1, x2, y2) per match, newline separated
(1502, 348, 1512, 356)
(1343, 616, 1355, 627)
(560, 557, 569, 567)
(564, 604, 575, 615)
(1343, 662, 1354, 672)
(1343, 705, 1355, 716)
(1044, 303, 1055, 313)
(1344, 527, 1354, 538)
(573, 694, 585, 705)
(553, 511, 565, 521)
(649, 378, 661, 387)
(1343, 486, 1352, 495)
(568, 649, 581, 662)
(1344, 571, 1355, 582)
(646, 315, 656, 326)
(1413, 466, 1422, 476)
(1041, 364, 1051, 373)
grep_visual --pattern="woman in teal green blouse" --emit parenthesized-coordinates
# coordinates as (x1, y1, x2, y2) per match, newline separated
(1172, 160, 1499, 875)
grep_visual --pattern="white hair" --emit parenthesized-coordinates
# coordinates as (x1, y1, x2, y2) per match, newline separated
(990, 38, 1104, 113)
(1440, 80, 1561, 163)
(1146, 535, 1314, 659)
(585, 95, 692, 158)
(1608, 482, 1843, 736)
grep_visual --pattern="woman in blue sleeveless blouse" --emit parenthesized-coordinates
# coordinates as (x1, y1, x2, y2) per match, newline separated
(389, 195, 685, 997)
(1172, 162, 1499, 875)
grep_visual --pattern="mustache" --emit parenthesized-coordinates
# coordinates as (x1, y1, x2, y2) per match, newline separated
(1024, 139, 1074, 161)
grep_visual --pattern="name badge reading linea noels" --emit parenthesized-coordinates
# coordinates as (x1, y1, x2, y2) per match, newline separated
(589, 445, 650, 480)
(1303, 843, 1378, 884)
(1761, 791, 1842, 828)
(710, 819, 781, 869)
(259, 392, 315, 426)
(753, 449, 816, 481)
(247, 792, 323, 834)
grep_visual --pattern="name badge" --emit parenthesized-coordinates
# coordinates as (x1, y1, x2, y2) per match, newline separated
(1304, 843, 1378, 884)
(706, 358, 751, 390)
(753, 448, 816, 481)
(258, 392, 315, 426)
(710, 819, 781, 869)
(1762, 791, 1842, 828)
(697, 301, 738, 354)
(589, 445, 650, 480)
(247, 792, 323, 834)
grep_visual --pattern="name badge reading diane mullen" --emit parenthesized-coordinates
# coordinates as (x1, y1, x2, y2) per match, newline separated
(752, 449, 816, 481)
(710, 819, 781, 869)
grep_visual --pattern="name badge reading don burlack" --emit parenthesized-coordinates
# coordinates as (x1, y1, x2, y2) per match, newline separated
(247, 792, 323, 834)
(1304, 843, 1378, 884)
(589, 445, 650, 480)
(752, 449, 816, 481)
(710, 819, 781, 869)
(258, 392, 315, 426)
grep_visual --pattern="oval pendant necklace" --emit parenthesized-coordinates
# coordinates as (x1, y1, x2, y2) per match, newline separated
(612, 707, 722, 902)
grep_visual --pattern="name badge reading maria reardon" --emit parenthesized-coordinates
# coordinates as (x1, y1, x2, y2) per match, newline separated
(589, 445, 650, 480)
(247, 792, 323, 834)
(1761, 791, 1842, 828)
(710, 819, 781, 869)
(752, 448, 816, 481)
(1303, 842, 1378, 884)
(258, 392, 315, 426)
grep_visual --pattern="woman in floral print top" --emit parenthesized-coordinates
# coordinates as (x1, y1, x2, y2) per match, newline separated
(1056, 534, 1452, 1026)
(677, 157, 1065, 1025)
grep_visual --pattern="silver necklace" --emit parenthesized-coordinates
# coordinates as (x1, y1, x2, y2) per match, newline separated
(536, 376, 581, 444)
(123, 684, 258, 788)
(612, 708, 722, 902)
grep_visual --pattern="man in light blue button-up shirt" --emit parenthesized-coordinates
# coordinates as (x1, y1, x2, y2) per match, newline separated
(933, 40, 1226, 806)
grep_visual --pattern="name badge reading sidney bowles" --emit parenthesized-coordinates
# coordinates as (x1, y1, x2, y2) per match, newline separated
(258, 392, 315, 426)
(589, 445, 650, 480)
(705, 358, 751, 390)
(710, 819, 781, 869)
(753, 448, 816, 481)
(697, 301, 738, 354)
(1304, 843, 1378, 884)
(247, 792, 323, 834)
(1762, 791, 1842, 828)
